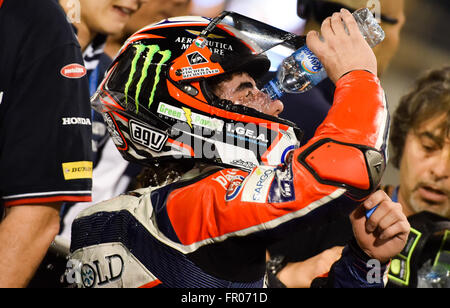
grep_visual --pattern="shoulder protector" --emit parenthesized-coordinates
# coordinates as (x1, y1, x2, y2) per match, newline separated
(297, 138, 385, 200)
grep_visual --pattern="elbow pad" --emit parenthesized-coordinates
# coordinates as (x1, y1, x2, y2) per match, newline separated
(297, 138, 386, 200)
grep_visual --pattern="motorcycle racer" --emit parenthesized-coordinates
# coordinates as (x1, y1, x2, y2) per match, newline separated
(70, 9, 409, 288)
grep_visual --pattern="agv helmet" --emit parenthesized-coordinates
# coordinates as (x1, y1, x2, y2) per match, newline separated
(92, 11, 305, 171)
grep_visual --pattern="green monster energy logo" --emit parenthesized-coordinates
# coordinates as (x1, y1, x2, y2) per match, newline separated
(124, 45, 172, 113)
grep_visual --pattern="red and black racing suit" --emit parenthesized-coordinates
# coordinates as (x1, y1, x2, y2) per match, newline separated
(70, 70, 390, 288)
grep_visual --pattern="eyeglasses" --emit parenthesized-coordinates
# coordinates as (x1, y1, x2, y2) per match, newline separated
(297, 0, 399, 25)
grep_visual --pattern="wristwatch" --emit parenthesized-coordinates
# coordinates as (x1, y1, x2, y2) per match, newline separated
(266, 255, 288, 288)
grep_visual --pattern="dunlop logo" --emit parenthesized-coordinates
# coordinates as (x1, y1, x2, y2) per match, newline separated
(62, 161, 93, 180)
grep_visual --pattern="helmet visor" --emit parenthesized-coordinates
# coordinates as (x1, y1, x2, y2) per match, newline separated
(218, 11, 305, 55)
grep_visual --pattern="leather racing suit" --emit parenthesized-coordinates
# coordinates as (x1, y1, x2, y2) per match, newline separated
(70, 71, 390, 288)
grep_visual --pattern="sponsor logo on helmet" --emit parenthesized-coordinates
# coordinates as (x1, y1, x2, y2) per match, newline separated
(181, 66, 220, 79)
(129, 120, 168, 152)
(168, 119, 279, 168)
(186, 51, 208, 66)
(181, 107, 193, 128)
(226, 123, 269, 145)
(157, 102, 224, 132)
(124, 45, 172, 112)
(175, 35, 233, 56)
(60, 63, 87, 79)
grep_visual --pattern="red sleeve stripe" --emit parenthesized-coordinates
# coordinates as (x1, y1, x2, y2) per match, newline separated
(3, 190, 91, 199)
(138, 279, 162, 288)
(4, 195, 92, 207)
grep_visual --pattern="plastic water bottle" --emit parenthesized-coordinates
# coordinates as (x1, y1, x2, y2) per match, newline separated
(417, 260, 450, 288)
(262, 8, 385, 99)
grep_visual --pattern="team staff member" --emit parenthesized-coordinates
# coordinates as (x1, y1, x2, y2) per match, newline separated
(388, 66, 450, 219)
(29, 0, 148, 287)
(0, 0, 93, 287)
(383, 66, 449, 288)
(57, 0, 149, 242)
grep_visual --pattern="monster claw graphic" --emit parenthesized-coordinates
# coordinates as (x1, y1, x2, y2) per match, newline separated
(136, 45, 160, 112)
(124, 44, 172, 113)
(125, 45, 147, 108)
(150, 49, 171, 109)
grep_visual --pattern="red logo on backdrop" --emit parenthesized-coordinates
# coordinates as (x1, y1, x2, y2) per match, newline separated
(60, 63, 87, 79)
(0, 0, 4, 9)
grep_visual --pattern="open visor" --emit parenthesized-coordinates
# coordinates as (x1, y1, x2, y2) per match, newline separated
(169, 11, 306, 83)
(219, 11, 305, 55)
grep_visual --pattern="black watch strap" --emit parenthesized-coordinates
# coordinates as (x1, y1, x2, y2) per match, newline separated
(266, 256, 288, 288)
